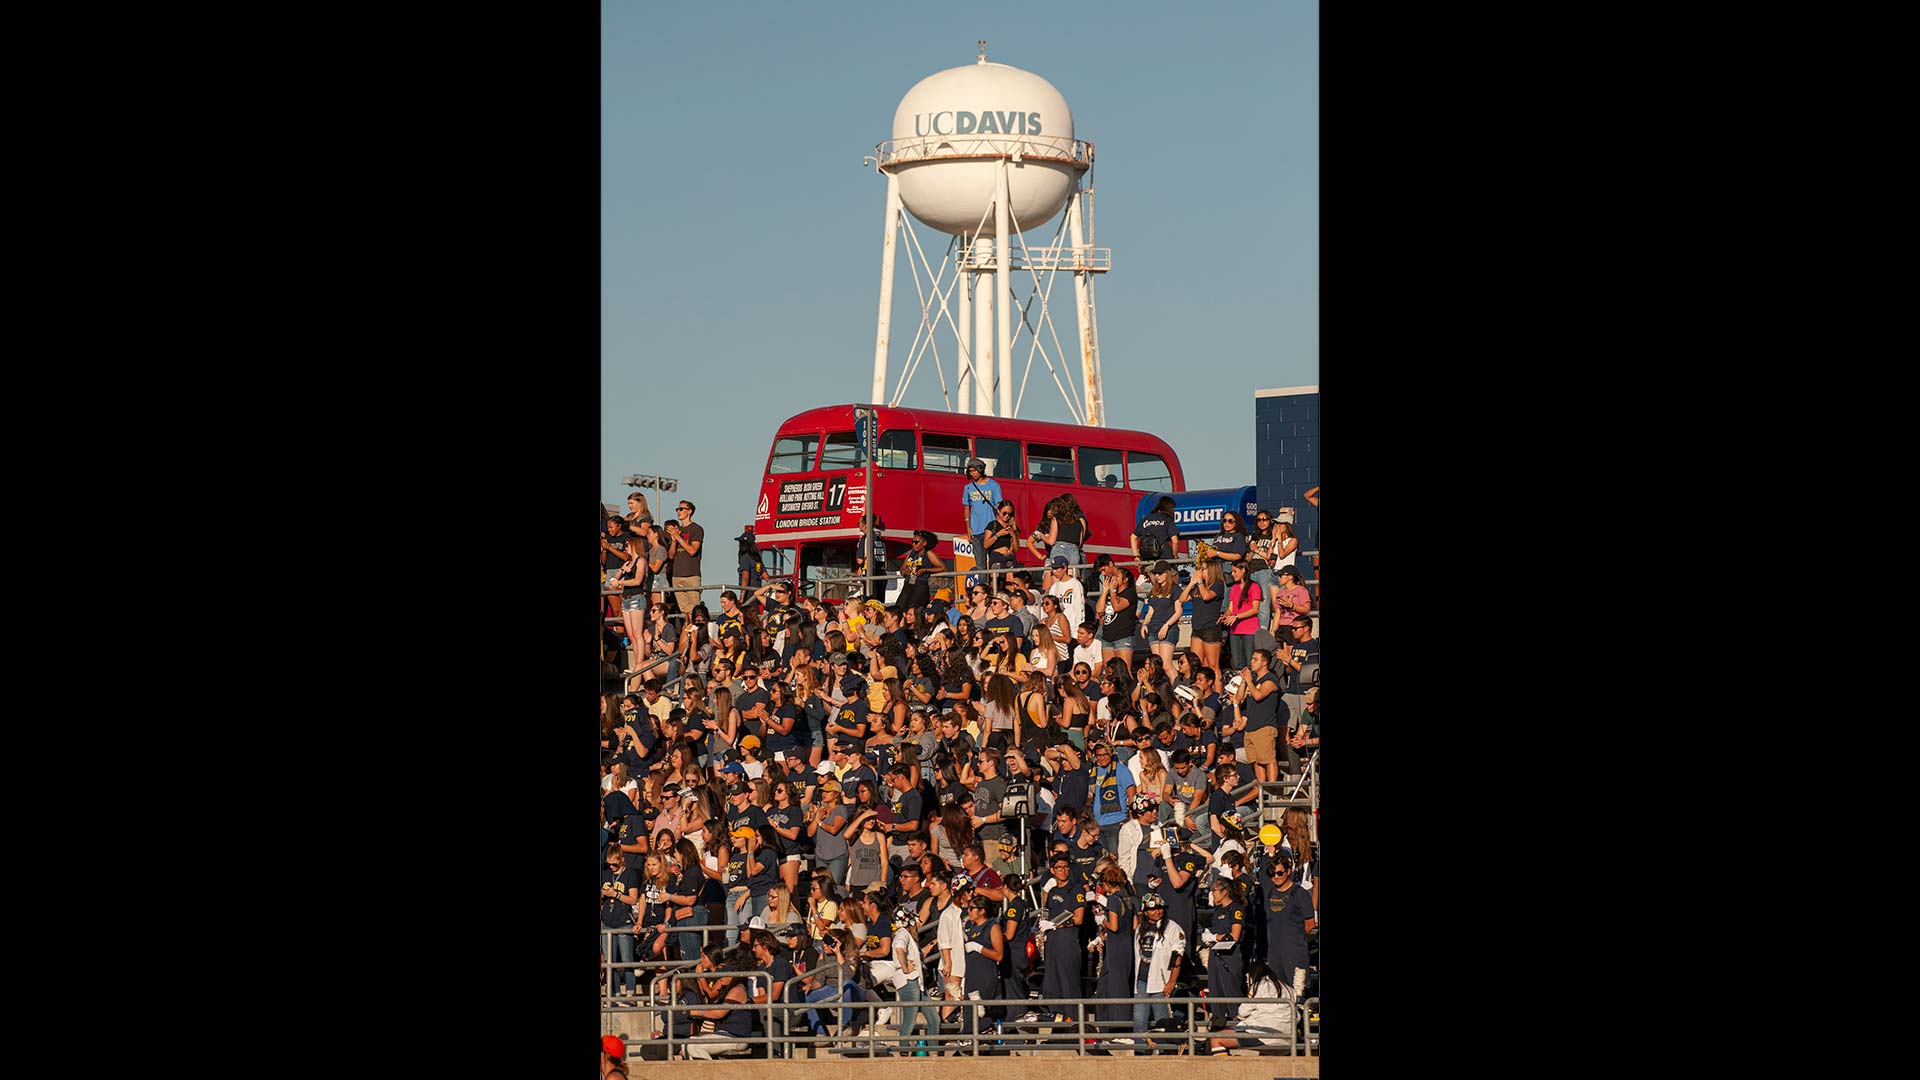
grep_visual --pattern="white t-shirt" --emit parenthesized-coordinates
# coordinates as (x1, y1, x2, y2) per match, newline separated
(892, 927, 922, 986)
(1073, 638, 1106, 671)
(1117, 818, 1147, 877)
(936, 901, 966, 978)
(1050, 578, 1086, 634)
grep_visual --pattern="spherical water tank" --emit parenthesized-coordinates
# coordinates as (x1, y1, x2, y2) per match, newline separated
(887, 61, 1085, 238)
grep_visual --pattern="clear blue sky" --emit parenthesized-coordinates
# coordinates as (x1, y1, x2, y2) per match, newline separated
(603, 0, 1317, 574)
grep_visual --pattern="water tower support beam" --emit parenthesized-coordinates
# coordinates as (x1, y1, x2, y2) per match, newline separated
(956, 249, 972, 413)
(974, 237, 995, 415)
(996, 159, 1013, 418)
(1068, 185, 1102, 427)
(872, 172, 902, 407)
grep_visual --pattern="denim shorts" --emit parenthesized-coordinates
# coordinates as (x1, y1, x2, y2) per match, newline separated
(622, 593, 647, 612)
(1104, 633, 1142, 651)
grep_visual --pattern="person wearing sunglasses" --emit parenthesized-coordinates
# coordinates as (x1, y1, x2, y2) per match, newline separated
(665, 501, 705, 616)
(601, 846, 643, 1001)
(981, 499, 1019, 570)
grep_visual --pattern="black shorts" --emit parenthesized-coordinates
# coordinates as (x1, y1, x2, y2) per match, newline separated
(1193, 625, 1226, 643)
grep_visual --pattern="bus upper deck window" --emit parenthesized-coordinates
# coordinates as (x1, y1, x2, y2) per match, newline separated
(1027, 444, 1074, 483)
(769, 434, 821, 474)
(923, 433, 971, 474)
(821, 431, 863, 470)
(974, 437, 1020, 479)
(1126, 451, 1174, 492)
(877, 430, 916, 469)
(1078, 446, 1124, 488)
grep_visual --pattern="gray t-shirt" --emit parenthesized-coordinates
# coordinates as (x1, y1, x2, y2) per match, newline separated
(813, 800, 854, 861)
(973, 776, 1009, 840)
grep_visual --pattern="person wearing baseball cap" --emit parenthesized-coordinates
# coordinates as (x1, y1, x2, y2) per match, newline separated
(961, 458, 1003, 590)
(823, 649, 872, 748)
(601, 1033, 628, 1077)
(1131, 890, 1186, 1041)
(719, 822, 758, 946)
(1119, 793, 1162, 893)
(1044, 554, 1086, 639)
(735, 733, 764, 775)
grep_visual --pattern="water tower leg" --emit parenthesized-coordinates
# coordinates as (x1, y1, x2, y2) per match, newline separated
(974, 237, 995, 415)
(995, 159, 1013, 418)
(873, 173, 901, 406)
(1069, 186, 1101, 427)
(956, 250, 972, 413)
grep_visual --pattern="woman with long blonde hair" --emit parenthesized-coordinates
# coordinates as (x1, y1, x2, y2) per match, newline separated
(709, 686, 739, 759)
(764, 882, 802, 928)
(1142, 561, 1181, 672)
(1181, 558, 1226, 678)
(1029, 623, 1059, 682)
(1280, 806, 1318, 912)
(794, 664, 830, 767)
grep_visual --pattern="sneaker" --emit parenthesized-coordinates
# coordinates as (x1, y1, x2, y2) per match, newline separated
(1110, 1037, 1134, 1046)
(1014, 1011, 1041, 1023)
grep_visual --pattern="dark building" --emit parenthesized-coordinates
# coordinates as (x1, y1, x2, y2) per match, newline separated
(1254, 386, 1319, 570)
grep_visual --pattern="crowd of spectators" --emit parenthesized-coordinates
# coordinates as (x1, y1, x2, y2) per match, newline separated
(599, 488, 1319, 1058)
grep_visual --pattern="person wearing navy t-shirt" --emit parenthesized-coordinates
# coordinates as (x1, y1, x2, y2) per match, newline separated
(961, 892, 1007, 1036)
(1153, 823, 1205, 955)
(723, 783, 768, 838)
(764, 684, 802, 760)
(1037, 854, 1086, 1020)
(743, 825, 777, 909)
(733, 668, 771, 740)
(1201, 876, 1247, 1023)
(1275, 614, 1319, 737)
(1231, 650, 1289, 785)
(1261, 849, 1317, 1002)
(885, 765, 924, 839)
(745, 929, 799, 1055)
(825, 652, 870, 743)
(1045, 743, 1089, 835)
(1000, 878, 1035, 1004)
(601, 848, 642, 997)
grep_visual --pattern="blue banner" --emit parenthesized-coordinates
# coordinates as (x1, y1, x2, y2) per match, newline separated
(1136, 486, 1260, 536)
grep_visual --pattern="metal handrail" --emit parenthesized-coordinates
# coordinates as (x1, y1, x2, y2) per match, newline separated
(876, 133, 1093, 168)
(602, 923, 752, 1001)
(631, 993, 1311, 1058)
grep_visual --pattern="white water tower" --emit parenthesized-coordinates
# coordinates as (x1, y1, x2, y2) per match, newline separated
(869, 44, 1110, 425)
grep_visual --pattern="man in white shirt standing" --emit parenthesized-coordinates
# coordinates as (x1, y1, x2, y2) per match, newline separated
(928, 872, 972, 1052)
(1045, 556, 1086, 637)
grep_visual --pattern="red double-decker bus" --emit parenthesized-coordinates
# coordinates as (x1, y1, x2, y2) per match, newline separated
(753, 404, 1186, 602)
